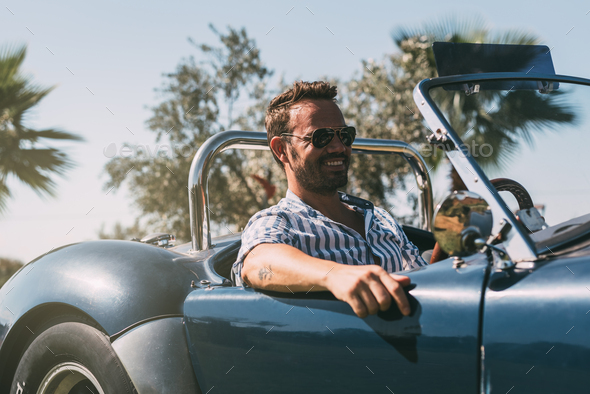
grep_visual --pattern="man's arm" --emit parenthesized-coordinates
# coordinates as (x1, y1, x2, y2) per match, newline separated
(241, 243, 412, 318)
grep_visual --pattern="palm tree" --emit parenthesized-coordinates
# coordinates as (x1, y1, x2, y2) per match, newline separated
(391, 16, 576, 189)
(0, 45, 82, 214)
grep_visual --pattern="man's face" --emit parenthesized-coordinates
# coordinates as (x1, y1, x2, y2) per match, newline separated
(285, 99, 351, 195)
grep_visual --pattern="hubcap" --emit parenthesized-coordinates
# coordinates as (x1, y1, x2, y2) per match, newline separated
(37, 361, 104, 394)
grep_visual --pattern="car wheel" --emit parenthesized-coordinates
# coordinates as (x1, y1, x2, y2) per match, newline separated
(10, 321, 135, 394)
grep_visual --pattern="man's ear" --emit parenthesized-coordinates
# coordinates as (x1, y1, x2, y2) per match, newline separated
(270, 136, 290, 166)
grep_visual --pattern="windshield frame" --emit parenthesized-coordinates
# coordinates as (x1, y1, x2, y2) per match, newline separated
(414, 72, 590, 262)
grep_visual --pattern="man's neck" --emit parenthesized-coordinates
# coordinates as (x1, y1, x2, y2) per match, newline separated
(289, 185, 348, 221)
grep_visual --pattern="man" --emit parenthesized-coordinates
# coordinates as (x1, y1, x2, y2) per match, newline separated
(232, 81, 427, 318)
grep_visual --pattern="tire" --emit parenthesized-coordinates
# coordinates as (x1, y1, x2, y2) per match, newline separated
(10, 320, 135, 394)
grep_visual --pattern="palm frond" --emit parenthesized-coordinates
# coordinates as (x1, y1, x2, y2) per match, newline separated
(0, 45, 26, 85)
(492, 90, 576, 145)
(489, 30, 540, 45)
(0, 44, 82, 213)
(392, 15, 489, 47)
(2, 148, 73, 195)
(0, 179, 10, 215)
(20, 128, 85, 142)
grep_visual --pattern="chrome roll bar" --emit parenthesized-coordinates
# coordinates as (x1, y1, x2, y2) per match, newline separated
(188, 130, 433, 251)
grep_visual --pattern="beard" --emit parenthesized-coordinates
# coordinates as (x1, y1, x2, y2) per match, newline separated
(289, 148, 350, 196)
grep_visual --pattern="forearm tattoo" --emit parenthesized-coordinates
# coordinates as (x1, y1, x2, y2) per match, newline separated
(258, 265, 274, 281)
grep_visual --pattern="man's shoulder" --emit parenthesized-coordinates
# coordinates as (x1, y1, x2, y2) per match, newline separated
(247, 197, 305, 224)
(373, 206, 400, 224)
(249, 202, 287, 220)
(373, 205, 393, 217)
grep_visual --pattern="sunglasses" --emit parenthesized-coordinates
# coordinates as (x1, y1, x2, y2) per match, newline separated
(281, 126, 356, 148)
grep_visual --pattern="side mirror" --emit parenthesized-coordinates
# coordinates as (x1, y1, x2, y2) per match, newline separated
(433, 191, 493, 256)
(139, 233, 176, 248)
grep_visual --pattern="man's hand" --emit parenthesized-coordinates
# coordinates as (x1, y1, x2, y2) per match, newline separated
(323, 264, 411, 318)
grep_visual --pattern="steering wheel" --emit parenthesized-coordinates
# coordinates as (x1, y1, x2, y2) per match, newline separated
(429, 177, 534, 264)
(489, 178, 534, 210)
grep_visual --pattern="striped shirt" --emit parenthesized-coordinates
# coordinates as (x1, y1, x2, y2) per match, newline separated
(232, 189, 427, 286)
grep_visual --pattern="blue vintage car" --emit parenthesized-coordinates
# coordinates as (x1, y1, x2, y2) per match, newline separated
(1, 43, 589, 393)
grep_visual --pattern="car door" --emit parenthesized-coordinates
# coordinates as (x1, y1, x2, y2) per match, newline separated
(184, 256, 489, 394)
(481, 254, 590, 393)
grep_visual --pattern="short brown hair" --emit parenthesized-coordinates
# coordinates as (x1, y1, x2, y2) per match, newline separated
(265, 81, 338, 166)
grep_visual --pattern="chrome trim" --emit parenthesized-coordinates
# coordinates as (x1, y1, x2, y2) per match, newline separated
(412, 72, 590, 262)
(188, 130, 433, 251)
(38, 361, 105, 394)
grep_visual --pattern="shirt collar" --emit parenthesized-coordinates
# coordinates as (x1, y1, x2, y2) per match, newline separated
(285, 189, 374, 212)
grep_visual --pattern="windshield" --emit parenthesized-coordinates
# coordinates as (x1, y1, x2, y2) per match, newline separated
(427, 77, 590, 250)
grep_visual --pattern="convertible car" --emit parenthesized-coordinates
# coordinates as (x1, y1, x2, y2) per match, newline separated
(1, 43, 589, 393)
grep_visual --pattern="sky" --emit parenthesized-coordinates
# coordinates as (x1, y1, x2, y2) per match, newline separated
(1, 0, 590, 263)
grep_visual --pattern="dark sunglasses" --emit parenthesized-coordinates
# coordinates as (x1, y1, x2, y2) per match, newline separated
(281, 126, 356, 148)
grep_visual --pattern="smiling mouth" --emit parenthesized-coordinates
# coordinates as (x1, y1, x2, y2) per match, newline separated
(324, 160, 344, 167)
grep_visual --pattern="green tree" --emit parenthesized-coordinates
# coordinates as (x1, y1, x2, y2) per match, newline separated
(0, 257, 22, 288)
(106, 18, 577, 239)
(392, 16, 575, 177)
(104, 26, 280, 241)
(340, 48, 430, 218)
(0, 45, 82, 214)
(343, 16, 575, 205)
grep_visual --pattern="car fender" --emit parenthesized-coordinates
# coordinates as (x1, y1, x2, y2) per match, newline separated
(112, 316, 202, 393)
(0, 240, 207, 389)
